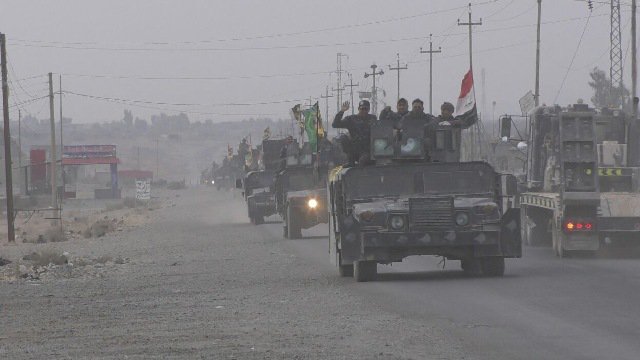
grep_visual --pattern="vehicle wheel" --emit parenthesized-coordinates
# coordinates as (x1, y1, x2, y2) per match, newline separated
(461, 258, 482, 276)
(339, 264, 354, 277)
(481, 257, 505, 277)
(552, 220, 570, 258)
(287, 206, 302, 239)
(254, 215, 264, 225)
(354, 260, 377, 282)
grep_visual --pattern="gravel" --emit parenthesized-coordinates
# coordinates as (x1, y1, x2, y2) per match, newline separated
(0, 187, 462, 359)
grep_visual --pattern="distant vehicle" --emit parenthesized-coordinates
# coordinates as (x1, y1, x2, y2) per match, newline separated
(328, 120, 521, 281)
(275, 141, 329, 239)
(242, 170, 277, 224)
(513, 103, 640, 256)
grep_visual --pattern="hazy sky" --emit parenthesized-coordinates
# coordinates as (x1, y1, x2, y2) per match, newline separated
(0, 0, 637, 124)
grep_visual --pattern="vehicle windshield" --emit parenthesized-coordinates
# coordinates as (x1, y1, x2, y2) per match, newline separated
(287, 173, 319, 191)
(246, 172, 275, 190)
(344, 164, 494, 200)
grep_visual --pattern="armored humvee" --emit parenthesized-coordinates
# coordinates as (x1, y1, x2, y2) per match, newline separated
(241, 139, 287, 225)
(275, 141, 329, 239)
(328, 119, 522, 281)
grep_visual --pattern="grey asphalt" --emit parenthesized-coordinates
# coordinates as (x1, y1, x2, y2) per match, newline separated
(262, 216, 640, 360)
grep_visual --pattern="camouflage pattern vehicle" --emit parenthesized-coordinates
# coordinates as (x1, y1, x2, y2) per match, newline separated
(275, 141, 328, 239)
(328, 120, 522, 281)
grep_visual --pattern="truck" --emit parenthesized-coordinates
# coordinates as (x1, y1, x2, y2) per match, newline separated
(512, 103, 640, 256)
(328, 119, 522, 282)
(275, 141, 329, 239)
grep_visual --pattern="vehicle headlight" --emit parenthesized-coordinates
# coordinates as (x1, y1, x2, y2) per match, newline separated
(455, 212, 470, 226)
(211, 180, 215, 185)
(307, 198, 318, 209)
(390, 215, 405, 230)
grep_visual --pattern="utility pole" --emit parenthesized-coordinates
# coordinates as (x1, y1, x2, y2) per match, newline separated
(18, 109, 21, 169)
(632, 0, 637, 117)
(420, 34, 442, 114)
(156, 138, 159, 179)
(48, 72, 58, 222)
(321, 86, 333, 136)
(335, 53, 348, 114)
(458, 4, 483, 160)
(364, 64, 384, 115)
(458, 3, 483, 73)
(535, 0, 542, 106)
(344, 74, 359, 115)
(611, 0, 623, 107)
(388, 53, 408, 103)
(1, 33, 15, 242)
(59, 74, 64, 205)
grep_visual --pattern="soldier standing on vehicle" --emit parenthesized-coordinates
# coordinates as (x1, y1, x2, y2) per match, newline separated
(398, 98, 437, 129)
(379, 98, 409, 129)
(279, 135, 295, 170)
(332, 100, 376, 166)
(437, 101, 476, 129)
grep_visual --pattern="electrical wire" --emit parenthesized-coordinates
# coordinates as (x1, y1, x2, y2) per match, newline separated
(554, 11, 594, 103)
(9, 1, 500, 47)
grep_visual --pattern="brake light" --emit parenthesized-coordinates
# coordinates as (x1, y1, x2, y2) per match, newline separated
(564, 220, 594, 232)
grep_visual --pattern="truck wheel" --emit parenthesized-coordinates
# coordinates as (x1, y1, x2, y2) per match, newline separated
(287, 206, 302, 239)
(354, 260, 377, 282)
(339, 264, 354, 277)
(254, 215, 264, 225)
(481, 257, 505, 277)
(552, 221, 570, 258)
(461, 259, 482, 276)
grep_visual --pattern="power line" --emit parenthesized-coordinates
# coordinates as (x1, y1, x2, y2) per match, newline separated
(9, 1, 500, 47)
(63, 90, 310, 108)
(554, 11, 594, 103)
(7, 13, 610, 53)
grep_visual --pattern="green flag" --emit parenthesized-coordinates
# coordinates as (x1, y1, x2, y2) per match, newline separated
(302, 103, 320, 152)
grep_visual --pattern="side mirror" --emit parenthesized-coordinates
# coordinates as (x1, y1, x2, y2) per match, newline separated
(500, 116, 512, 140)
(235, 179, 243, 189)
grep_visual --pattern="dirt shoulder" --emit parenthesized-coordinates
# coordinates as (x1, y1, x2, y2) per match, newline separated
(0, 187, 462, 359)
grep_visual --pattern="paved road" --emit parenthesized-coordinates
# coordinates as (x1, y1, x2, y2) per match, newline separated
(3, 187, 639, 359)
(263, 207, 640, 360)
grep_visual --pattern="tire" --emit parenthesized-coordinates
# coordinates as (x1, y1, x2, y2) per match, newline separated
(481, 257, 505, 277)
(287, 205, 302, 239)
(552, 220, 570, 258)
(339, 264, 354, 277)
(461, 258, 483, 277)
(254, 215, 264, 225)
(354, 260, 377, 282)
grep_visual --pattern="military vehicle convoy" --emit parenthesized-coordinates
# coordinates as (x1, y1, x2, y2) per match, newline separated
(241, 139, 286, 225)
(328, 120, 522, 281)
(275, 141, 329, 239)
(510, 103, 640, 256)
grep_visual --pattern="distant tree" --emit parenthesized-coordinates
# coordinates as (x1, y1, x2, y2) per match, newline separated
(134, 117, 148, 132)
(123, 109, 133, 127)
(588, 67, 629, 108)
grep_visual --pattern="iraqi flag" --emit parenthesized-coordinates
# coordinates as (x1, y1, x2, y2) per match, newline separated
(454, 69, 478, 129)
